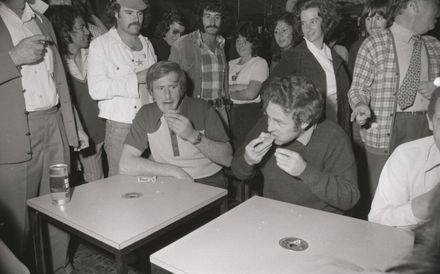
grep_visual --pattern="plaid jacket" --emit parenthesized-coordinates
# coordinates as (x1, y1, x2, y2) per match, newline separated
(348, 29, 440, 154)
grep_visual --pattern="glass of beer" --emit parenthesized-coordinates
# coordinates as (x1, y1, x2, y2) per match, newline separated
(49, 164, 70, 205)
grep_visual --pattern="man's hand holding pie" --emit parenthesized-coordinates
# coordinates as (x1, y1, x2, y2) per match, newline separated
(244, 132, 274, 166)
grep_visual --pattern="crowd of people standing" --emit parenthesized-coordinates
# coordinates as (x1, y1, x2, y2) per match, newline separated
(1, 0, 440, 273)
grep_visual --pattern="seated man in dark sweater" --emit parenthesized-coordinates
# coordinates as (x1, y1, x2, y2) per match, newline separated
(231, 76, 359, 214)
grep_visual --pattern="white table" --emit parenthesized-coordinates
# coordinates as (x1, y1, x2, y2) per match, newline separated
(27, 175, 227, 274)
(151, 196, 414, 274)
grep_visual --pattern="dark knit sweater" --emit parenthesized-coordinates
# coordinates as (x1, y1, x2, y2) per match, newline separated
(231, 118, 359, 214)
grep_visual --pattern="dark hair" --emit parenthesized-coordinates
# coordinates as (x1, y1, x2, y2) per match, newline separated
(427, 87, 440, 119)
(388, 0, 412, 21)
(146, 61, 187, 95)
(359, 0, 393, 36)
(261, 75, 324, 129)
(71, 0, 93, 24)
(104, 0, 149, 27)
(293, 0, 340, 40)
(234, 21, 263, 57)
(154, 10, 185, 38)
(385, 186, 440, 273)
(271, 12, 296, 64)
(194, 0, 225, 31)
(45, 5, 84, 58)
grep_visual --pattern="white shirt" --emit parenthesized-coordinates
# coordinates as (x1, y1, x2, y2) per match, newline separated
(369, 136, 440, 228)
(65, 48, 87, 81)
(391, 23, 429, 112)
(305, 38, 338, 123)
(228, 56, 269, 104)
(0, 2, 58, 111)
(87, 27, 156, 124)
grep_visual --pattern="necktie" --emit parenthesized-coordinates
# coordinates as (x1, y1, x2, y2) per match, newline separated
(397, 35, 422, 110)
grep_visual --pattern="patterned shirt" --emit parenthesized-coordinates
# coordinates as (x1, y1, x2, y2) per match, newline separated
(348, 26, 440, 155)
(197, 30, 226, 100)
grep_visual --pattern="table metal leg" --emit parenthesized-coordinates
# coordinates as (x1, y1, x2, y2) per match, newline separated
(29, 208, 47, 274)
(116, 252, 128, 274)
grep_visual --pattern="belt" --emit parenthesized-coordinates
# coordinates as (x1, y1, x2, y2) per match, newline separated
(27, 106, 58, 118)
(207, 97, 233, 109)
(396, 111, 426, 116)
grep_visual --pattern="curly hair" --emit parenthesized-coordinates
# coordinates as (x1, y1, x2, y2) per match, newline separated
(359, 0, 393, 36)
(261, 76, 324, 129)
(104, 0, 149, 27)
(45, 5, 83, 58)
(293, 0, 340, 40)
(146, 61, 187, 95)
(233, 21, 263, 57)
(153, 10, 185, 38)
(194, 0, 225, 31)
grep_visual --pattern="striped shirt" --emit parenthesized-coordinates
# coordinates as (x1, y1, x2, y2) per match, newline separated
(348, 26, 440, 155)
(196, 30, 226, 100)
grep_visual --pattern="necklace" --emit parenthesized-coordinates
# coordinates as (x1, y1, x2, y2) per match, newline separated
(232, 57, 252, 82)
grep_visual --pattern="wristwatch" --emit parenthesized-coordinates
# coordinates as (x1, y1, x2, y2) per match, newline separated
(191, 131, 203, 145)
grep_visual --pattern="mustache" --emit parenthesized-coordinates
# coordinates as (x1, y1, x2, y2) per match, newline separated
(205, 25, 218, 29)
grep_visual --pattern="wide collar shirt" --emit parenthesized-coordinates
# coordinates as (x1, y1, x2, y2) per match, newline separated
(87, 27, 156, 124)
(369, 136, 440, 228)
(0, 2, 57, 111)
(305, 38, 338, 123)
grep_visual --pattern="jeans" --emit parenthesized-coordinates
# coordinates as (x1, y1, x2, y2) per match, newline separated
(104, 120, 131, 176)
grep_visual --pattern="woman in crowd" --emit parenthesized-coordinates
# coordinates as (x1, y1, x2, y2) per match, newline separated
(347, 0, 392, 219)
(228, 22, 269, 149)
(71, 0, 107, 39)
(270, 12, 296, 71)
(151, 10, 185, 61)
(46, 5, 106, 183)
(271, 0, 351, 136)
(48, 0, 107, 39)
(348, 0, 392, 74)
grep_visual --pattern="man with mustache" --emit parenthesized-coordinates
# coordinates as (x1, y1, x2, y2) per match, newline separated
(87, 0, 156, 176)
(169, 0, 230, 127)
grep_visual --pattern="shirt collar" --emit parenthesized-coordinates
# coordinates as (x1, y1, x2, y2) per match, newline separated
(296, 124, 316, 146)
(304, 38, 333, 61)
(391, 22, 417, 44)
(195, 30, 225, 49)
(424, 137, 440, 172)
(0, 2, 39, 22)
(109, 27, 148, 49)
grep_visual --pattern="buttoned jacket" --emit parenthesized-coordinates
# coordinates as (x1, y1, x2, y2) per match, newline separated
(348, 29, 440, 154)
(271, 41, 352, 136)
(0, 11, 79, 164)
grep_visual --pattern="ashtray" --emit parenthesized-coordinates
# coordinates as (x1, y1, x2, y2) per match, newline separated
(121, 192, 143, 199)
(279, 237, 309, 251)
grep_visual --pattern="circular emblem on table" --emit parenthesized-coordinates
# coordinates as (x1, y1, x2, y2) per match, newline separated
(279, 237, 309, 251)
(121, 192, 143, 199)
